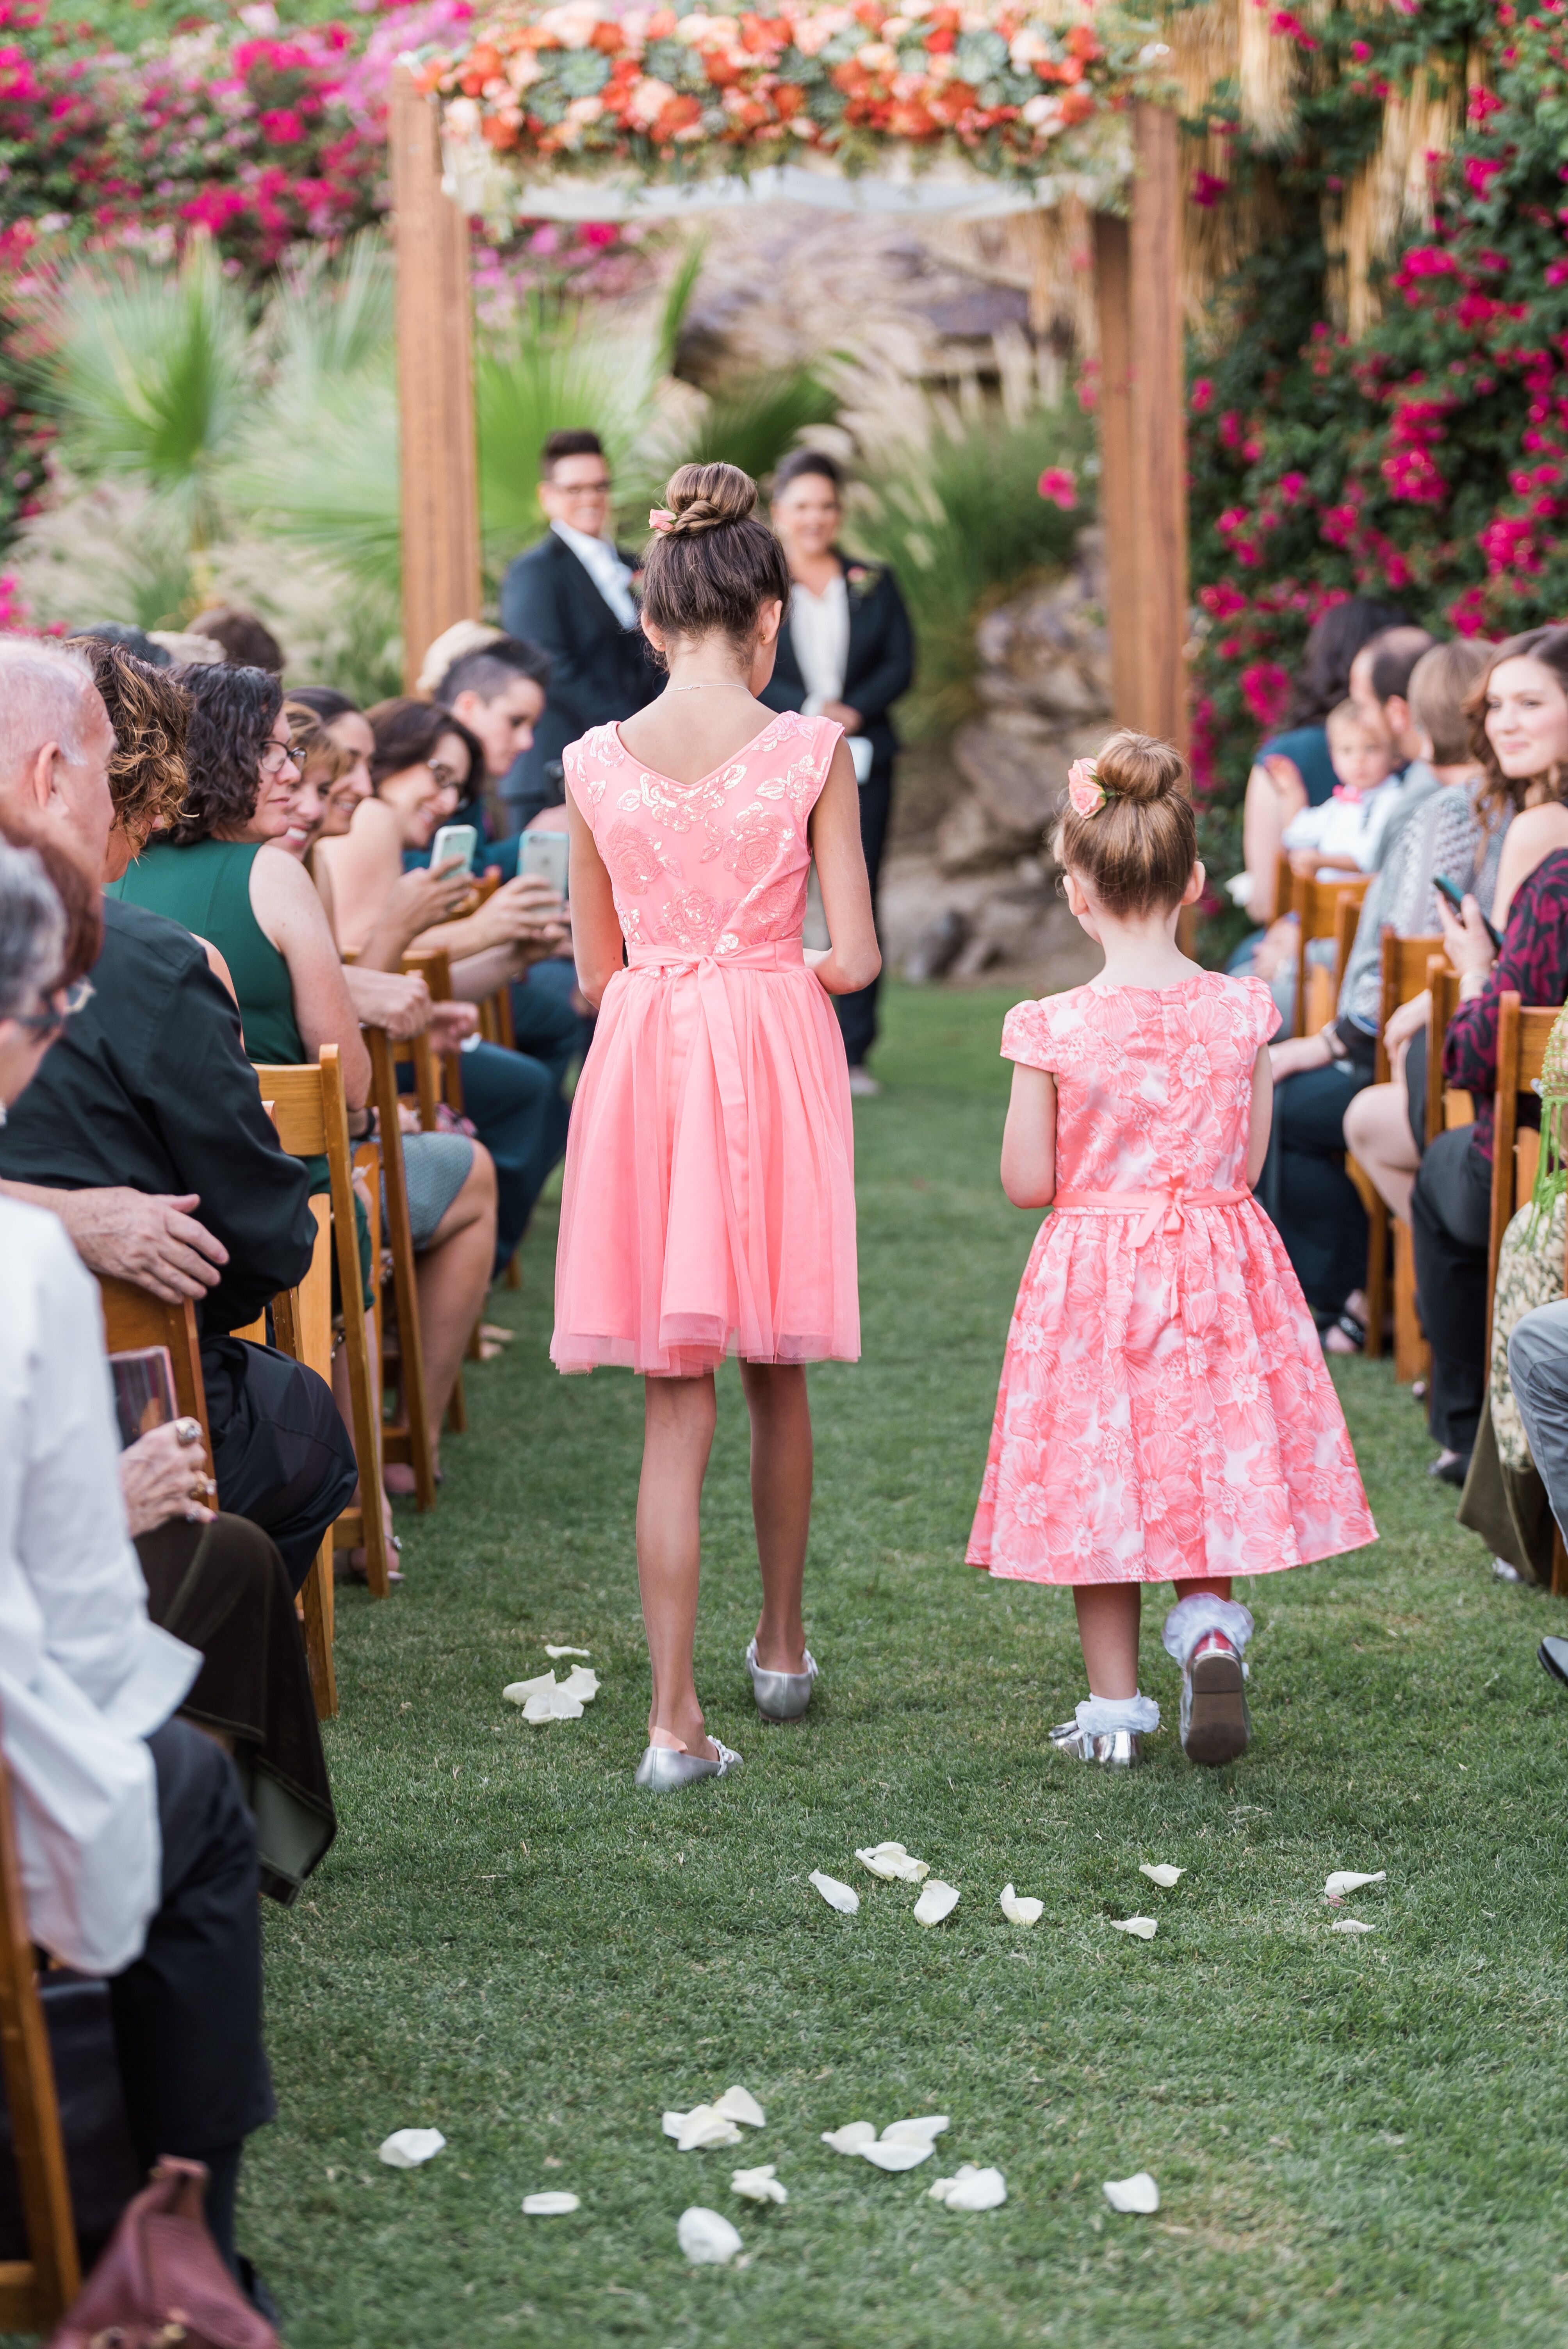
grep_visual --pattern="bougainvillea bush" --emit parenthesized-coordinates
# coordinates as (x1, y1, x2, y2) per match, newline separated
(1184, 0, 1568, 896)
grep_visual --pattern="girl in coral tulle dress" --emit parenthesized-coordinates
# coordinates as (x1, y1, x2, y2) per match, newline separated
(968, 730, 1375, 1767)
(554, 462, 880, 1792)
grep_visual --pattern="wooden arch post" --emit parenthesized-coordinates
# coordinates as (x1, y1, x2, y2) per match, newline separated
(391, 62, 483, 691)
(1094, 103, 1189, 753)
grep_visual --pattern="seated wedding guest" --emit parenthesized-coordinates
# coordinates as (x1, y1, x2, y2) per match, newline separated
(287, 683, 373, 810)
(1234, 596, 1412, 923)
(187, 604, 285, 676)
(0, 836, 274, 2300)
(1279, 699, 1399, 879)
(0, 636, 357, 1589)
(764, 448, 914, 1092)
(1509, 1303, 1568, 1685)
(499, 427, 657, 827)
(1263, 638, 1494, 1348)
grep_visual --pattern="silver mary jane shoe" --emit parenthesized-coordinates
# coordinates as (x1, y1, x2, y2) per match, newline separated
(745, 1637, 818, 1722)
(633, 1736, 743, 1792)
(1048, 1718, 1142, 1768)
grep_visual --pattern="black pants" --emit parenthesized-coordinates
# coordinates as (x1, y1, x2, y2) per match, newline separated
(1410, 1124, 1493, 1455)
(109, 1719, 274, 2262)
(1263, 1054, 1373, 1318)
(201, 1337, 358, 1595)
(836, 763, 893, 1070)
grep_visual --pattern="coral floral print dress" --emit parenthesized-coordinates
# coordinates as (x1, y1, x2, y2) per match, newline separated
(552, 711, 859, 1378)
(968, 973, 1375, 1584)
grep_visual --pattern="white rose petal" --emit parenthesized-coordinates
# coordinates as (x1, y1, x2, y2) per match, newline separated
(731, 2163, 787, 2204)
(672, 2105, 745, 2151)
(1139, 1864, 1184, 1889)
(1110, 1916, 1158, 1940)
(913, 1880, 960, 1927)
(544, 1645, 590, 1658)
(558, 1666, 599, 1702)
(1103, 2171, 1160, 2214)
(1325, 1870, 1385, 1901)
(856, 1841, 931, 1883)
(522, 2190, 579, 2214)
(523, 1687, 584, 1723)
(378, 2128, 445, 2168)
(860, 2137, 935, 2171)
(714, 2085, 766, 2128)
(1000, 1883, 1043, 1926)
(880, 2116, 948, 2148)
(930, 2164, 1007, 2211)
(810, 1870, 861, 1914)
(677, 2206, 743, 2265)
(821, 2121, 877, 2155)
(502, 1672, 557, 1703)
(1331, 1918, 1376, 1934)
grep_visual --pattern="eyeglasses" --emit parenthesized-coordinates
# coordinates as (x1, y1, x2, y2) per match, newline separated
(14, 978, 94, 1039)
(260, 740, 302, 779)
(554, 478, 611, 499)
(425, 760, 463, 789)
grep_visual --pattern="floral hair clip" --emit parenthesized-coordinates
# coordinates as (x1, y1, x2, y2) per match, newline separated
(648, 508, 676, 535)
(1067, 757, 1107, 817)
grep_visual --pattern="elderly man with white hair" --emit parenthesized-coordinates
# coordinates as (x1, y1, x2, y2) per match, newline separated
(0, 633, 357, 1592)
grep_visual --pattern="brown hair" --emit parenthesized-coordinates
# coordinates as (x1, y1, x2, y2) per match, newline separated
(1056, 729, 1196, 918)
(1409, 638, 1491, 768)
(0, 813, 103, 986)
(1465, 626, 1568, 831)
(365, 697, 482, 796)
(284, 696, 350, 789)
(69, 636, 190, 852)
(640, 462, 792, 650)
(187, 604, 286, 675)
(541, 428, 604, 477)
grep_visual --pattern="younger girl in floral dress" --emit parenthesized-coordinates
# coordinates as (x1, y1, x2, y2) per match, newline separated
(968, 731, 1375, 1765)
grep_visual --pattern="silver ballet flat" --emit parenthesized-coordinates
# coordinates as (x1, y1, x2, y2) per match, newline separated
(633, 1737, 743, 1791)
(745, 1637, 818, 1722)
(1048, 1718, 1142, 1767)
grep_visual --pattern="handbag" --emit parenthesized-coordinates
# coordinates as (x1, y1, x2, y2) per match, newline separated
(0, 1971, 141, 2267)
(47, 2156, 280, 2349)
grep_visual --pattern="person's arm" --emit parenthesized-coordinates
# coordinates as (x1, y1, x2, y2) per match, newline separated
(314, 799, 408, 960)
(1245, 1045, 1274, 1188)
(249, 847, 371, 1108)
(834, 574, 914, 731)
(1000, 1065, 1057, 1209)
(342, 964, 434, 1040)
(1489, 802, 1568, 928)
(806, 741, 880, 994)
(567, 785, 623, 1011)
(353, 858, 480, 973)
(1438, 855, 1568, 1094)
(416, 873, 568, 968)
(120, 1419, 216, 1537)
(501, 552, 622, 733)
(0, 1180, 229, 1303)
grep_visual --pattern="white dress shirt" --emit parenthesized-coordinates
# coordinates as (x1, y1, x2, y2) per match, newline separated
(789, 572, 851, 716)
(0, 1198, 199, 1973)
(551, 518, 638, 630)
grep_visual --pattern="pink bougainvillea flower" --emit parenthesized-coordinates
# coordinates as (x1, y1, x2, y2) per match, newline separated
(1066, 758, 1105, 816)
(1037, 466, 1076, 509)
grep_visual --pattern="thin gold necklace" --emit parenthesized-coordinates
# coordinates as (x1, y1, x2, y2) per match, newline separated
(670, 679, 753, 693)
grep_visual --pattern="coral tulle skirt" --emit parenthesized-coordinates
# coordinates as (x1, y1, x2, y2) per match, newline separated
(551, 940, 860, 1377)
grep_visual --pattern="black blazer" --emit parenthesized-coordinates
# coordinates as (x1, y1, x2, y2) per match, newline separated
(499, 530, 659, 812)
(760, 553, 914, 786)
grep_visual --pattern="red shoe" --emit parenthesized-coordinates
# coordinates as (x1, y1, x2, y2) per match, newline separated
(1180, 1629, 1250, 1766)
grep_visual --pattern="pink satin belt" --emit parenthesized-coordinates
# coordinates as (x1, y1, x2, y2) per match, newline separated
(1051, 1184, 1251, 1249)
(625, 939, 805, 975)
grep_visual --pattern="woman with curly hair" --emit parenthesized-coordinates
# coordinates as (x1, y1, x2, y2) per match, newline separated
(70, 636, 191, 877)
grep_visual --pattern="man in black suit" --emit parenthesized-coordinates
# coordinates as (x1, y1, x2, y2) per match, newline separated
(498, 429, 658, 826)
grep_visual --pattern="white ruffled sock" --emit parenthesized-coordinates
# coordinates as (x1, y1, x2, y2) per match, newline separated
(1075, 1692, 1161, 1736)
(1161, 1594, 1255, 1671)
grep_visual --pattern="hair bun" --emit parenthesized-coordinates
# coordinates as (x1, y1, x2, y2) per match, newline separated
(1094, 729, 1187, 807)
(664, 460, 757, 536)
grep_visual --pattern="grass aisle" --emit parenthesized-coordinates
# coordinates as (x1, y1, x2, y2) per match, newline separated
(249, 984, 1568, 2349)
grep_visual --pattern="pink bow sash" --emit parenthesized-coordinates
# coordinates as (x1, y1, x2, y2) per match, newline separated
(625, 940, 805, 977)
(1050, 1184, 1252, 1249)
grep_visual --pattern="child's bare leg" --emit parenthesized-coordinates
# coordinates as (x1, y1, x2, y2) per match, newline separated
(738, 1360, 811, 1674)
(638, 1372, 718, 1757)
(1073, 1585, 1143, 1698)
(1171, 1576, 1232, 1603)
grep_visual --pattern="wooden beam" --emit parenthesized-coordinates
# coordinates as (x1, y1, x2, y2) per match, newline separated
(1093, 105, 1189, 753)
(391, 64, 482, 693)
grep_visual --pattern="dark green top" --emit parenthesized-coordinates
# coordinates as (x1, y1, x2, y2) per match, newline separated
(107, 838, 306, 1069)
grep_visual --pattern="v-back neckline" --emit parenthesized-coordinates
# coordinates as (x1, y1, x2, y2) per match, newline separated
(609, 713, 787, 791)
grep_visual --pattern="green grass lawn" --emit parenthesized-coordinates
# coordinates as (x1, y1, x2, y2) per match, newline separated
(242, 981, 1568, 2349)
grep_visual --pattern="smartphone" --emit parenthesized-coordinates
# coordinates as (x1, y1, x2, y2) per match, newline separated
(520, 827, 569, 900)
(108, 1346, 176, 1447)
(429, 822, 478, 877)
(1433, 872, 1502, 949)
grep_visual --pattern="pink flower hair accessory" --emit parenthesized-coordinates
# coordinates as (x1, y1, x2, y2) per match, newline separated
(648, 508, 676, 534)
(1067, 758, 1107, 817)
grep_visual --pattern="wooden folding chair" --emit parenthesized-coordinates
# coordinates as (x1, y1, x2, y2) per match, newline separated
(1484, 993, 1568, 1596)
(1427, 955, 1472, 1141)
(364, 1025, 437, 1512)
(1358, 931, 1443, 1368)
(251, 1045, 390, 1715)
(94, 1284, 211, 1451)
(1292, 873, 1371, 1037)
(401, 945, 464, 1116)
(0, 1735, 80, 2333)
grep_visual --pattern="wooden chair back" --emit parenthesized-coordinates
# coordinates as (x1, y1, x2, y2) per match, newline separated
(364, 1026, 437, 1511)
(94, 1283, 211, 1453)
(401, 946, 463, 1116)
(1374, 932, 1443, 1085)
(1427, 957, 1471, 1142)
(1294, 873, 1371, 1036)
(0, 1732, 80, 2333)
(1354, 931, 1442, 1367)
(1485, 994, 1564, 1371)
(1272, 853, 1296, 928)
